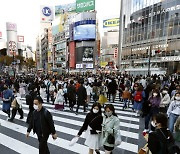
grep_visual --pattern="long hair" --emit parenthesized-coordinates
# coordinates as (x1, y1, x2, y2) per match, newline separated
(90, 103, 102, 115)
(104, 104, 118, 117)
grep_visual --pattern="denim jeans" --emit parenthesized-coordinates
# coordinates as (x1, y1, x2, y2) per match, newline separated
(123, 98, 128, 108)
(169, 113, 179, 132)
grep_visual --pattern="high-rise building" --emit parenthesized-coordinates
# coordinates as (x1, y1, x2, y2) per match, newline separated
(122, 0, 180, 75)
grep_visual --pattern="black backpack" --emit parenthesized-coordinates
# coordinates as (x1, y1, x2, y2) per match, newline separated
(157, 129, 180, 154)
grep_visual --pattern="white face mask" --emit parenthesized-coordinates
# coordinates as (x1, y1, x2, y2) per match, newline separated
(34, 105, 39, 110)
(153, 93, 158, 97)
(93, 108, 99, 114)
(106, 111, 112, 117)
(151, 121, 156, 127)
(175, 97, 180, 101)
(162, 90, 168, 94)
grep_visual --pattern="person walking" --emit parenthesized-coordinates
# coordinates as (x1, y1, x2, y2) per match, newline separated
(144, 89, 161, 133)
(148, 113, 176, 154)
(101, 104, 121, 154)
(8, 89, 23, 122)
(122, 87, 131, 110)
(159, 88, 170, 113)
(167, 92, 180, 132)
(2, 84, 13, 119)
(77, 103, 103, 154)
(54, 84, 64, 110)
(26, 96, 57, 154)
(133, 84, 146, 117)
(75, 79, 87, 115)
(67, 80, 76, 111)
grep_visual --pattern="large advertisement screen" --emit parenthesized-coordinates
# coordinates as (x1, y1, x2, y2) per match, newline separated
(76, 47, 94, 63)
(73, 20, 96, 40)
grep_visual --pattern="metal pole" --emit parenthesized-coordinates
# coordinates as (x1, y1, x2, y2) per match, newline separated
(118, 0, 123, 70)
(148, 6, 154, 76)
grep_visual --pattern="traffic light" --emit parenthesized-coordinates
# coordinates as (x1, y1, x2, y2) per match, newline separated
(114, 48, 118, 58)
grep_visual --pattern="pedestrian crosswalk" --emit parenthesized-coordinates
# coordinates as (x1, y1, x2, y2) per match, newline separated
(0, 95, 140, 154)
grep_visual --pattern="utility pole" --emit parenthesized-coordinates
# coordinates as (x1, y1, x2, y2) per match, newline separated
(118, 0, 124, 70)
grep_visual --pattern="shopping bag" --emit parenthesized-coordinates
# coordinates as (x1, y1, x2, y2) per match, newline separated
(138, 143, 151, 154)
(98, 95, 107, 105)
(11, 98, 18, 109)
(69, 136, 79, 146)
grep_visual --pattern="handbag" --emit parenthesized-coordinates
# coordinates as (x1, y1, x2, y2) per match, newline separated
(138, 143, 150, 154)
(107, 129, 115, 144)
(11, 98, 19, 109)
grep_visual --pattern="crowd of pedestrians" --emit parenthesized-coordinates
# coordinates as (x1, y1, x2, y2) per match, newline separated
(0, 72, 179, 154)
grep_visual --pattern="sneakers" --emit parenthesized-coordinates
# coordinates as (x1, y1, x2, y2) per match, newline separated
(8, 118, 14, 122)
(143, 129, 149, 133)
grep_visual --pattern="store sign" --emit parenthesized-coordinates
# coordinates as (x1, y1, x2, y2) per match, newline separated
(76, 0, 95, 12)
(161, 56, 180, 62)
(136, 5, 180, 21)
(40, 6, 54, 23)
(103, 18, 119, 28)
(76, 63, 93, 69)
(132, 44, 168, 51)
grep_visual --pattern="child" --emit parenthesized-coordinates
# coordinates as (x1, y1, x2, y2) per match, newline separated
(122, 87, 131, 110)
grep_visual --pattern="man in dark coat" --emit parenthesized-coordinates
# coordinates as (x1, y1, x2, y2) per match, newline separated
(67, 80, 76, 111)
(108, 78, 118, 103)
(26, 96, 57, 154)
(75, 79, 87, 115)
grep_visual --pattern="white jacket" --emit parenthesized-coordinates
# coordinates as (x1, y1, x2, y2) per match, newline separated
(160, 93, 170, 108)
(54, 89, 64, 105)
(85, 85, 92, 96)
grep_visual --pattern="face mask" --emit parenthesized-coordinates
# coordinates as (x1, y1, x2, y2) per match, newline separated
(34, 105, 39, 110)
(162, 90, 167, 94)
(106, 111, 112, 117)
(153, 93, 158, 97)
(151, 121, 156, 127)
(93, 109, 99, 114)
(175, 97, 180, 101)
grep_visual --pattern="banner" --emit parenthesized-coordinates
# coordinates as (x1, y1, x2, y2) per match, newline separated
(76, 0, 95, 12)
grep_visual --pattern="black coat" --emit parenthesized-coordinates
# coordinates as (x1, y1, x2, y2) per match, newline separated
(148, 128, 174, 154)
(77, 85, 87, 105)
(67, 84, 76, 101)
(78, 112, 103, 136)
(27, 107, 56, 137)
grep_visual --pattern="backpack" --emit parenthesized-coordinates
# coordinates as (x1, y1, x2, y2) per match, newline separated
(157, 129, 180, 154)
(134, 91, 143, 102)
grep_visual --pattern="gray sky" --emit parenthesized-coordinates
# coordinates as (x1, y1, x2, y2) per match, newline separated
(0, 0, 120, 50)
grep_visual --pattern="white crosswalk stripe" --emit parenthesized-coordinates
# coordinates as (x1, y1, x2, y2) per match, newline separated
(0, 95, 139, 154)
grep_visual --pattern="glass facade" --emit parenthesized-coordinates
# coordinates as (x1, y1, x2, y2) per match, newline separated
(122, 0, 180, 74)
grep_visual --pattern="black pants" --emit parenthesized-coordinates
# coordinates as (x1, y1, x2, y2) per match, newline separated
(3, 109, 10, 117)
(68, 99, 76, 109)
(37, 135, 50, 154)
(11, 108, 23, 120)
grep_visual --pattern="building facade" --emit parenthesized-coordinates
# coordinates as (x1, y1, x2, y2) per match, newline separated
(122, 0, 180, 74)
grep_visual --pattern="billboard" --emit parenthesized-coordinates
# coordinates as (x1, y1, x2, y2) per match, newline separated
(76, 47, 94, 63)
(76, 0, 95, 12)
(69, 41, 76, 68)
(73, 20, 96, 40)
(103, 18, 119, 28)
(55, 3, 76, 33)
(55, 3, 76, 18)
(40, 6, 54, 23)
